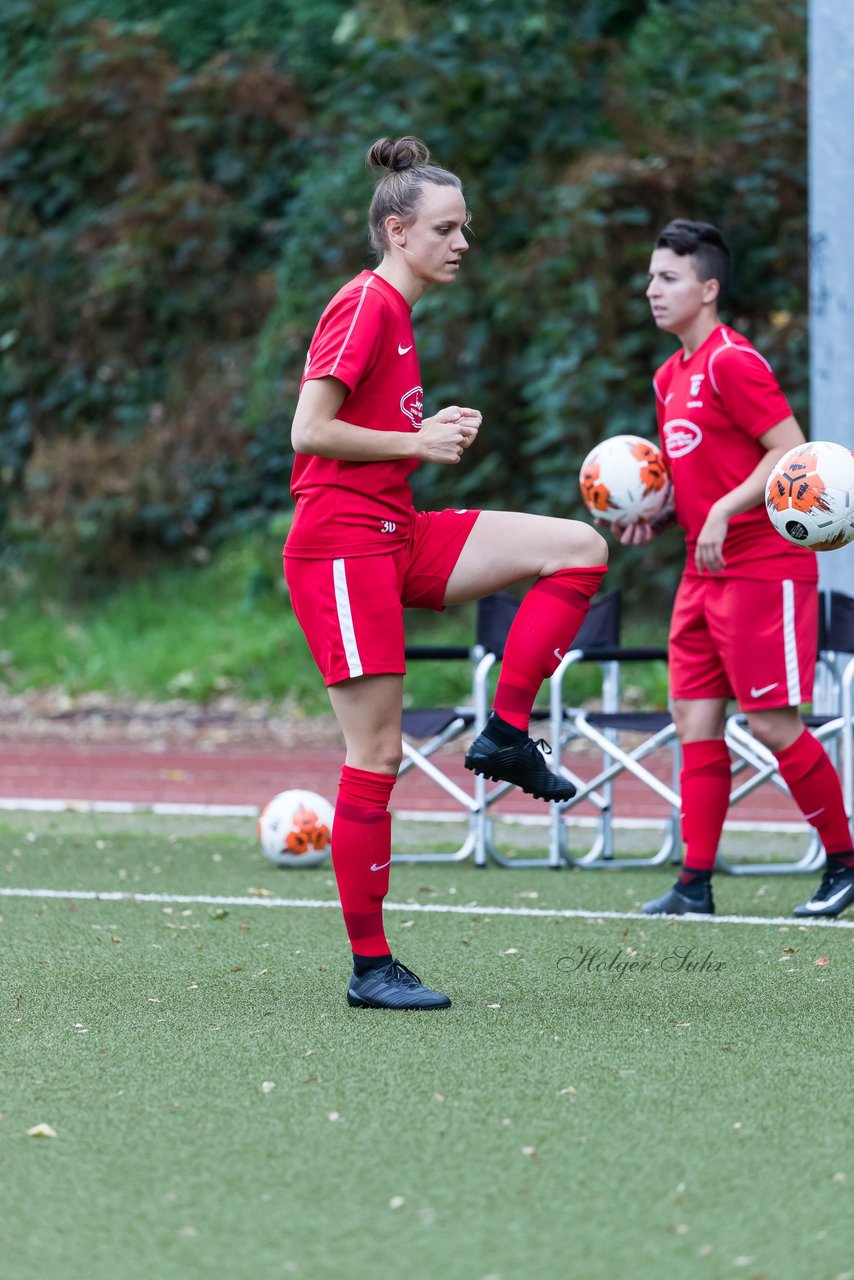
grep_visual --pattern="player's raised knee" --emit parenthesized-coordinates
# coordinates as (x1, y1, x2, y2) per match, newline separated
(573, 521, 609, 566)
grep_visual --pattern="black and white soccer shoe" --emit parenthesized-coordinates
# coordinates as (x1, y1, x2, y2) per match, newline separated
(464, 731, 576, 803)
(793, 863, 854, 919)
(347, 959, 452, 1010)
(642, 881, 715, 917)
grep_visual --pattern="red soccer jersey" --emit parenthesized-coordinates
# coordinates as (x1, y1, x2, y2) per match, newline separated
(653, 324, 817, 581)
(286, 271, 423, 558)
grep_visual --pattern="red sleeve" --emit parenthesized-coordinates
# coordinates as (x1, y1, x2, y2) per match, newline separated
(304, 283, 385, 394)
(707, 344, 793, 440)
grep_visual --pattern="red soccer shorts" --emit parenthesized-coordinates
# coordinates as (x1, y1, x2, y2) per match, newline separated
(668, 574, 818, 710)
(283, 508, 481, 685)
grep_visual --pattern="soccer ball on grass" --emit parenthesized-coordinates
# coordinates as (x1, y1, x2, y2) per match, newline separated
(258, 789, 333, 868)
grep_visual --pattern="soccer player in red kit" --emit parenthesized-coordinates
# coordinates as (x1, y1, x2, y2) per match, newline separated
(284, 136, 608, 1008)
(613, 219, 854, 918)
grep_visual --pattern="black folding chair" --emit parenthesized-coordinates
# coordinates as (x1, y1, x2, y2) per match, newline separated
(397, 592, 521, 864)
(547, 591, 681, 869)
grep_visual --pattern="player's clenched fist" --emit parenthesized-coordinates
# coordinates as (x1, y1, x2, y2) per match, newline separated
(417, 405, 482, 464)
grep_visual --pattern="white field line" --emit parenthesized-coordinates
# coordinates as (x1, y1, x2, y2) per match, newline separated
(1, 885, 852, 929)
(0, 796, 809, 835)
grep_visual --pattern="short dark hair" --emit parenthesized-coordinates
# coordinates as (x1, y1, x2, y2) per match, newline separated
(655, 219, 732, 301)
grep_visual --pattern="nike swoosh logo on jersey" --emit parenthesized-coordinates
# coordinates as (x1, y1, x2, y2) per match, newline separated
(370, 858, 392, 871)
(398, 343, 413, 355)
(749, 681, 779, 698)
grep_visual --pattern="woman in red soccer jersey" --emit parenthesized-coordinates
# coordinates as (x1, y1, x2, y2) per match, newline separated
(284, 137, 608, 1009)
(613, 219, 854, 919)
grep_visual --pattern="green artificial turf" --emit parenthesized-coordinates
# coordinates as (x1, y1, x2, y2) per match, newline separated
(2, 815, 853, 1280)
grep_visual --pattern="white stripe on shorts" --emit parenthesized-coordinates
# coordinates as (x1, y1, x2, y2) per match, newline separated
(332, 559, 363, 678)
(782, 579, 800, 704)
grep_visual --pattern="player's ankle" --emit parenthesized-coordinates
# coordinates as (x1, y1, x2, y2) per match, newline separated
(481, 711, 527, 744)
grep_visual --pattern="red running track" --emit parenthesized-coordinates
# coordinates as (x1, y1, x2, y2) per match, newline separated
(0, 740, 807, 826)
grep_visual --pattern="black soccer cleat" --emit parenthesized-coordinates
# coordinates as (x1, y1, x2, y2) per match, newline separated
(642, 881, 715, 917)
(347, 959, 452, 1010)
(464, 731, 577, 803)
(793, 864, 854, 919)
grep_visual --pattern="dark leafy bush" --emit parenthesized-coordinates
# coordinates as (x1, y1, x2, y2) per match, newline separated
(0, 0, 808, 612)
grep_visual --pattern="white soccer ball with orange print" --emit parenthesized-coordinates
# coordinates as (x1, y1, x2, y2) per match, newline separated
(578, 434, 672, 525)
(258, 789, 334, 868)
(765, 440, 854, 552)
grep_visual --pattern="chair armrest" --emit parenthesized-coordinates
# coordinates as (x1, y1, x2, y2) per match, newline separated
(404, 645, 472, 661)
(569, 646, 668, 663)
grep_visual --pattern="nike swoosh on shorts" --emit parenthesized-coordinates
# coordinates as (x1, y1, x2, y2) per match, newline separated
(749, 682, 779, 698)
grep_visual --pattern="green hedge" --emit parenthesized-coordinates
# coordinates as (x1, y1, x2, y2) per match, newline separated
(0, 0, 808, 608)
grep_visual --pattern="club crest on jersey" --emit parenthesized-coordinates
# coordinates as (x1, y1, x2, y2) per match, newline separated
(689, 373, 705, 398)
(401, 386, 423, 428)
(662, 418, 703, 458)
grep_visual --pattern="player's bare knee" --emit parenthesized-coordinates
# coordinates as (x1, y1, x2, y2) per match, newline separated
(744, 711, 799, 755)
(573, 522, 609, 567)
(379, 744, 404, 775)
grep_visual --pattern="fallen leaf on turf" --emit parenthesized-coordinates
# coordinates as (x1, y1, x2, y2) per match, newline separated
(247, 887, 272, 897)
(486, 1003, 501, 1009)
(27, 1123, 57, 1138)
(521, 1146, 537, 1157)
(815, 957, 830, 966)
(559, 1086, 577, 1095)
(328, 1111, 340, 1122)
(832, 1172, 846, 1182)
(260, 1081, 276, 1094)
(389, 1196, 405, 1209)
(111, 936, 122, 943)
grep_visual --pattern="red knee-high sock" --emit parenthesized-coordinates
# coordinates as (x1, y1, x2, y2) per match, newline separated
(331, 765, 396, 956)
(678, 739, 732, 878)
(775, 729, 853, 856)
(493, 565, 607, 731)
